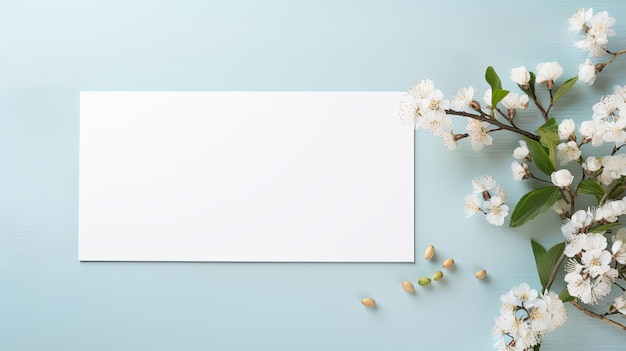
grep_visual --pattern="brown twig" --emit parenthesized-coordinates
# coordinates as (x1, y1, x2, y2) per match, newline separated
(445, 109, 540, 141)
(571, 301, 626, 331)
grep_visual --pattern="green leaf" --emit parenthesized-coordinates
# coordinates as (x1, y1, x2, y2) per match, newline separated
(608, 178, 626, 200)
(531, 240, 565, 290)
(589, 222, 622, 233)
(577, 179, 605, 203)
(524, 137, 556, 175)
(531, 239, 547, 283)
(553, 76, 578, 103)
(510, 186, 561, 227)
(537, 118, 560, 164)
(492, 89, 509, 107)
(559, 288, 575, 302)
(533, 344, 542, 351)
(528, 71, 537, 96)
(485, 66, 502, 91)
(537, 118, 558, 144)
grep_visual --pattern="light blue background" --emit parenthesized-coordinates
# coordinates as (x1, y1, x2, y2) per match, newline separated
(2, 0, 626, 350)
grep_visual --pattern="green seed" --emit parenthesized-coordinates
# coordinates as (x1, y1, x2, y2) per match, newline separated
(433, 271, 444, 281)
(418, 277, 431, 286)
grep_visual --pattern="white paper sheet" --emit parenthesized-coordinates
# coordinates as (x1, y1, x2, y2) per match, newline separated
(79, 91, 413, 262)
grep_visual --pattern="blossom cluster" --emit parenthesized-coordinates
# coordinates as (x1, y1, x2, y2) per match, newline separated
(398, 79, 452, 139)
(569, 8, 617, 85)
(580, 86, 626, 152)
(464, 175, 509, 226)
(569, 7, 616, 58)
(560, 208, 626, 306)
(492, 283, 567, 351)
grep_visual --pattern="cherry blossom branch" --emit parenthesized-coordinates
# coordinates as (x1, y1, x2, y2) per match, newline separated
(571, 301, 626, 331)
(445, 109, 540, 141)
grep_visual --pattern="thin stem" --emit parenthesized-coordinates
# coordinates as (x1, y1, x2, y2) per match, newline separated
(545, 253, 566, 291)
(446, 109, 540, 141)
(530, 175, 552, 185)
(545, 88, 554, 118)
(611, 144, 625, 156)
(527, 89, 548, 122)
(571, 301, 626, 331)
(605, 49, 626, 65)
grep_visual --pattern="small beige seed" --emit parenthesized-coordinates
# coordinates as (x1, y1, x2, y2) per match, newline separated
(424, 245, 435, 260)
(475, 269, 487, 280)
(442, 258, 455, 269)
(433, 270, 443, 281)
(361, 298, 376, 307)
(401, 280, 415, 293)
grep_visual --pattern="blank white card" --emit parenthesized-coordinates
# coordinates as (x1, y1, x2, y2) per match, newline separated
(79, 92, 413, 262)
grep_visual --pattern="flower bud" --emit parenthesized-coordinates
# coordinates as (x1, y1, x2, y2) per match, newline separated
(469, 100, 481, 111)
(511, 66, 530, 86)
(551, 169, 574, 188)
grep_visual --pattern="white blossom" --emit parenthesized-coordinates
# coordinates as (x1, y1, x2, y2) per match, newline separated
(399, 79, 435, 129)
(558, 119, 576, 141)
(501, 282, 538, 306)
(501, 92, 529, 110)
(589, 11, 616, 39)
(580, 119, 605, 146)
(601, 116, 626, 147)
(613, 292, 626, 315)
(417, 89, 451, 136)
(536, 62, 563, 86)
(513, 140, 530, 160)
(466, 119, 493, 151)
(611, 239, 626, 264)
(600, 154, 626, 184)
(592, 94, 621, 120)
(578, 58, 598, 85)
(442, 132, 457, 151)
(568, 7, 593, 32)
(483, 88, 493, 108)
(484, 196, 509, 226)
(464, 194, 481, 218)
(582, 156, 602, 172)
(551, 169, 574, 188)
(451, 86, 475, 111)
(581, 249, 612, 278)
(556, 141, 581, 165)
(472, 174, 496, 194)
(510, 65, 530, 86)
(407, 79, 434, 99)
(511, 161, 529, 180)
(613, 85, 626, 103)
(542, 290, 567, 329)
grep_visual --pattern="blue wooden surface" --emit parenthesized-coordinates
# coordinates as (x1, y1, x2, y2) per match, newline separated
(2, 0, 626, 349)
